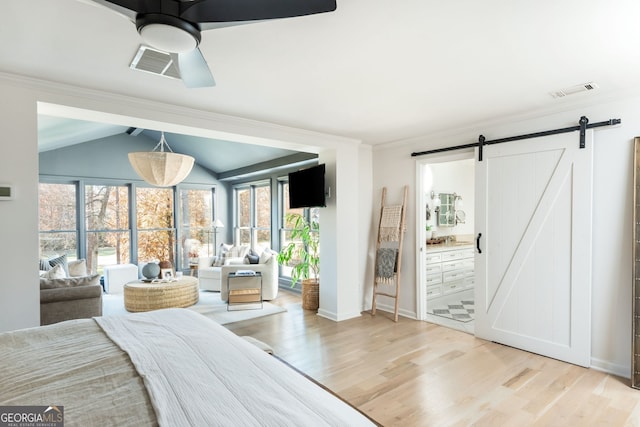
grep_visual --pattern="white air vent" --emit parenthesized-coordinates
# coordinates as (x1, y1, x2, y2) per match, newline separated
(130, 46, 180, 80)
(550, 82, 599, 99)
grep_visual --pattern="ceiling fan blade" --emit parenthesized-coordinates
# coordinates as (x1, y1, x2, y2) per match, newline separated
(181, 0, 337, 22)
(86, 0, 137, 21)
(172, 49, 216, 88)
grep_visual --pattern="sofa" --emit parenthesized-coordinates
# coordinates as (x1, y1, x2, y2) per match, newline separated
(198, 244, 279, 301)
(40, 276, 103, 325)
(39, 257, 102, 325)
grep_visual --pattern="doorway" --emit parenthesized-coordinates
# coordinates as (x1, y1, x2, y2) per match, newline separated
(416, 151, 475, 334)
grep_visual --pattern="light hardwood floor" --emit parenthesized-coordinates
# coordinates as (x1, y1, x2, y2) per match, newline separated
(225, 290, 640, 426)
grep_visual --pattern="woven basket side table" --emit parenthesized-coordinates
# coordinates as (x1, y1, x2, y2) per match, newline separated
(124, 276, 199, 312)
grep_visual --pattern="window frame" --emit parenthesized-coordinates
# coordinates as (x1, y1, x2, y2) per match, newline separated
(233, 179, 271, 249)
(277, 177, 317, 290)
(177, 185, 217, 263)
(38, 177, 217, 272)
(38, 180, 80, 262)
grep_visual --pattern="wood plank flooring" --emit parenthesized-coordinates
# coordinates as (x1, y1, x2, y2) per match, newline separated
(225, 290, 640, 426)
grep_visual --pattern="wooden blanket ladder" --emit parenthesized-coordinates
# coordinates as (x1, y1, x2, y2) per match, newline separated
(371, 186, 408, 322)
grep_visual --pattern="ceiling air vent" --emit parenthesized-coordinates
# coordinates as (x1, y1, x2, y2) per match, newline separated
(550, 82, 599, 99)
(130, 46, 180, 80)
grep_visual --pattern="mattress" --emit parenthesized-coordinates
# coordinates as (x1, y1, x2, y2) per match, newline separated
(0, 309, 377, 426)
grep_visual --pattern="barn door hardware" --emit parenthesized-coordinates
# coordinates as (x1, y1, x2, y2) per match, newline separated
(411, 117, 621, 161)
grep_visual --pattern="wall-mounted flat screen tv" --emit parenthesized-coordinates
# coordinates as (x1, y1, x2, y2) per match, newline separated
(288, 164, 326, 208)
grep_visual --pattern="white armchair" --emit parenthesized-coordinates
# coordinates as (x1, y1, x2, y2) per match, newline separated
(198, 256, 223, 291)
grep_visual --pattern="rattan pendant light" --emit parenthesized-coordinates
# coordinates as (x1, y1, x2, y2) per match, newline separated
(128, 132, 195, 187)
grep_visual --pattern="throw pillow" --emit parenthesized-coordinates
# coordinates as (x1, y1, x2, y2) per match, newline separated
(40, 264, 67, 279)
(39, 258, 52, 271)
(259, 249, 274, 264)
(219, 243, 232, 255)
(251, 246, 266, 258)
(245, 253, 260, 264)
(214, 243, 232, 267)
(68, 259, 88, 277)
(48, 254, 69, 276)
(40, 274, 100, 290)
(229, 245, 250, 259)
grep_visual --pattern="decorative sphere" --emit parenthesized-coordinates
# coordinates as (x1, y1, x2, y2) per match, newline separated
(142, 262, 160, 279)
(159, 260, 173, 270)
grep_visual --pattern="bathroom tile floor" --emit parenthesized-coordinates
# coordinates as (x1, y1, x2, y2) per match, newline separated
(430, 299, 475, 322)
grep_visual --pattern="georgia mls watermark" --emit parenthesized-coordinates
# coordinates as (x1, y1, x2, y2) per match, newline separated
(0, 406, 63, 427)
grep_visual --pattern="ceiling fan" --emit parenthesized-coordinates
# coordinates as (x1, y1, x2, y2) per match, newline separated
(89, 0, 337, 88)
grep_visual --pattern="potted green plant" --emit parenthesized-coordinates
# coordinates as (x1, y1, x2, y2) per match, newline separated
(426, 224, 436, 242)
(277, 212, 320, 310)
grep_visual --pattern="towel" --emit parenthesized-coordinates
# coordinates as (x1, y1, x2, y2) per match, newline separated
(376, 248, 397, 283)
(379, 205, 402, 242)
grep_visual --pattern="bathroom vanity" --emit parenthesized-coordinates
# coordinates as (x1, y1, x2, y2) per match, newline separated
(425, 243, 474, 300)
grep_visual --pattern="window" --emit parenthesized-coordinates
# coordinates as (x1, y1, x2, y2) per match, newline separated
(39, 180, 215, 272)
(85, 184, 130, 274)
(136, 187, 175, 264)
(39, 183, 77, 261)
(178, 188, 215, 266)
(255, 184, 271, 248)
(278, 180, 319, 285)
(236, 187, 251, 245)
(234, 182, 271, 248)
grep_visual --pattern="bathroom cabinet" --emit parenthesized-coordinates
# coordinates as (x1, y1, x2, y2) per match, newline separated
(425, 246, 474, 300)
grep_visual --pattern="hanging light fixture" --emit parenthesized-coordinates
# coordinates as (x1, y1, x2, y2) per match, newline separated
(128, 131, 195, 187)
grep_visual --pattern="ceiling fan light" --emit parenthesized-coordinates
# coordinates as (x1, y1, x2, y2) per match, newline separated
(139, 23, 197, 53)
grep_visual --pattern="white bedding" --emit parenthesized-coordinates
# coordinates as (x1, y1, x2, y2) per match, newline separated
(0, 309, 376, 426)
(0, 319, 157, 426)
(96, 309, 376, 426)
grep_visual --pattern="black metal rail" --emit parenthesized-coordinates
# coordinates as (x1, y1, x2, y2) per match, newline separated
(411, 117, 621, 161)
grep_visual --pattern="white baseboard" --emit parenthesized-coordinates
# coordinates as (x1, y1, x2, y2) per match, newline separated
(317, 308, 362, 322)
(372, 302, 417, 320)
(590, 357, 630, 379)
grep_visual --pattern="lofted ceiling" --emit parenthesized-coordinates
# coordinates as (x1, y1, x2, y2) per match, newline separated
(37, 115, 302, 175)
(4, 0, 640, 154)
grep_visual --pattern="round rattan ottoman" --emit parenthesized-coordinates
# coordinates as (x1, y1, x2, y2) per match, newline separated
(124, 276, 199, 312)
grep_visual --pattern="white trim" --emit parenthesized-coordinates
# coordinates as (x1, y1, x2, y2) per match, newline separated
(590, 357, 630, 379)
(415, 150, 475, 321)
(372, 302, 417, 320)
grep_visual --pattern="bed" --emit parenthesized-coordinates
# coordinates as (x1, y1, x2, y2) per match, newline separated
(0, 308, 377, 426)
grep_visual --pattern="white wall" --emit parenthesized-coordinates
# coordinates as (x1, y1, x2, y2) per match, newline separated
(372, 96, 640, 377)
(0, 83, 40, 331)
(5, 70, 633, 377)
(0, 73, 370, 331)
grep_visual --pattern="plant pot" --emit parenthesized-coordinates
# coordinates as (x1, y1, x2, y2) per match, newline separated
(301, 278, 319, 311)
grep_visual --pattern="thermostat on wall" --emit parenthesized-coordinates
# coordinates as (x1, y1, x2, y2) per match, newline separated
(0, 185, 14, 200)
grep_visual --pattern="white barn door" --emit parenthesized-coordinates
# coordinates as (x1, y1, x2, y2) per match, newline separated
(475, 131, 593, 367)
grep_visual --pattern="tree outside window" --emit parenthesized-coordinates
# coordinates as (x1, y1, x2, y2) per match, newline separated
(234, 183, 271, 249)
(178, 188, 214, 265)
(85, 184, 130, 274)
(39, 183, 77, 260)
(136, 187, 175, 264)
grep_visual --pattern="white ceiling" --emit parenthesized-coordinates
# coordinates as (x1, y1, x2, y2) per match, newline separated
(4, 0, 640, 149)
